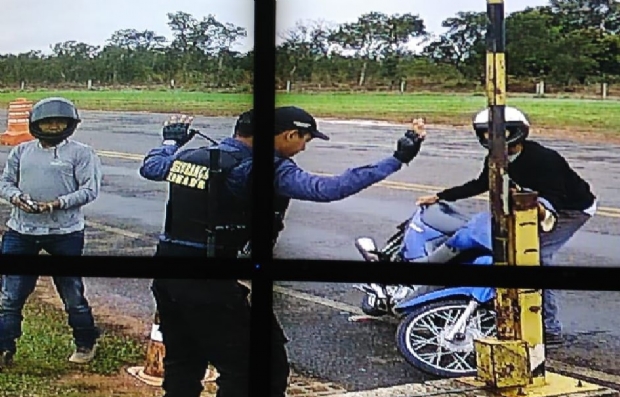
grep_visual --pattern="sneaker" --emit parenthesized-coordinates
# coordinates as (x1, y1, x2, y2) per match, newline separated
(0, 350, 14, 370)
(545, 333, 564, 347)
(69, 345, 97, 364)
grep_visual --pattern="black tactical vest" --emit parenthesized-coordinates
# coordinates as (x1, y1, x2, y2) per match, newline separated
(163, 147, 293, 252)
(164, 146, 250, 252)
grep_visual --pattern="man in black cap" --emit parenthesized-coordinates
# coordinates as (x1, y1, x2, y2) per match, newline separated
(139, 106, 427, 397)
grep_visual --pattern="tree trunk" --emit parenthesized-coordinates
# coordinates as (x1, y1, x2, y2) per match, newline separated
(359, 61, 367, 86)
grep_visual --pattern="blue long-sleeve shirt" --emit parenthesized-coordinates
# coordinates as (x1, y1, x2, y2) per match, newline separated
(139, 137, 403, 202)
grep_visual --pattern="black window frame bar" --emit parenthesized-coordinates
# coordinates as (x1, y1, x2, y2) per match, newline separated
(0, 1, 618, 397)
(250, 0, 277, 395)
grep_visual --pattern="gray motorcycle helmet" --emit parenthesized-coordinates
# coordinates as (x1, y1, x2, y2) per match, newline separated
(29, 97, 81, 143)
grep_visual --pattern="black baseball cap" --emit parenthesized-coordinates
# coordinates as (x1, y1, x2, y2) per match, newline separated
(234, 109, 254, 135)
(274, 106, 329, 140)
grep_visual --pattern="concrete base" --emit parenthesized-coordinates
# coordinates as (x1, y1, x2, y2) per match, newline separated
(327, 372, 619, 397)
(459, 372, 612, 397)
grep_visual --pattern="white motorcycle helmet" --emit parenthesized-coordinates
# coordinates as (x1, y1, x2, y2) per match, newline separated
(472, 106, 530, 149)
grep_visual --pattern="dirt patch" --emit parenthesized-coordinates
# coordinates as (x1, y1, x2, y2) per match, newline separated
(54, 372, 165, 397)
(30, 278, 162, 397)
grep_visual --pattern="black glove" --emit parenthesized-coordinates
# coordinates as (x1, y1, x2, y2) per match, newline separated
(162, 115, 196, 146)
(393, 130, 425, 164)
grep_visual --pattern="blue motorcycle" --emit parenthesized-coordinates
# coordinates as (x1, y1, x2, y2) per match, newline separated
(353, 201, 499, 378)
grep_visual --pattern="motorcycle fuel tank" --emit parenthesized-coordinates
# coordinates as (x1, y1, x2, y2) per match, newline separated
(400, 208, 446, 260)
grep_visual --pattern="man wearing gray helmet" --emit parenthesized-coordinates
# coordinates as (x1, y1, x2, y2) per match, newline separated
(0, 97, 102, 370)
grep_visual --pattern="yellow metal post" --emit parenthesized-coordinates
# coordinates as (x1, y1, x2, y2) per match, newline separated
(460, 1, 612, 396)
(511, 193, 546, 386)
(474, 0, 539, 392)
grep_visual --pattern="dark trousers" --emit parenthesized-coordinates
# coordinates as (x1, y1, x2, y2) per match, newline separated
(0, 229, 99, 353)
(153, 241, 290, 397)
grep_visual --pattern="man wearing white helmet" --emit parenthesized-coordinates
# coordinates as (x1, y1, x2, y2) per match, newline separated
(416, 105, 598, 346)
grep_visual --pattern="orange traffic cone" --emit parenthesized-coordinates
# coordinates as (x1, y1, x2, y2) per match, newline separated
(0, 98, 35, 146)
(127, 310, 219, 387)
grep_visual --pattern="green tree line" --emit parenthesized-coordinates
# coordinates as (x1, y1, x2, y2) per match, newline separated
(0, 11, 252, 90)
(1, 0, 619, 92)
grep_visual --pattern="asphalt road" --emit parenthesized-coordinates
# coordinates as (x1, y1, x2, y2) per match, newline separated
(1, 110, 620, 392)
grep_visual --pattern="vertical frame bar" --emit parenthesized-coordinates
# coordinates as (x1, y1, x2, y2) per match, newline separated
(486, 0, 508, 266)
(250, 0, 276, 396)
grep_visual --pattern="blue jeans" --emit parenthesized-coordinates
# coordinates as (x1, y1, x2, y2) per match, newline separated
(0, 229, 99, 353)
(540, 210, 592, 335)
(1, 229, 85, 256)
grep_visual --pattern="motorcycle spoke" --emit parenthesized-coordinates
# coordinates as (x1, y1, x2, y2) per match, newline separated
(435, 309, 459, 325)
(470, 311, 483, 326)
(409, 334, 440, 349)
(468, 311, 496, 335)
(461, 350, 474, 361)
(484, 321, 497, 334)
(476, 312, 496, 326)
(417, 351, 441, 362)
(417, 317, 442, 335)
(443, 352, 473, 371)
(453, 352, 474, 370)
(444, 358, 465, 371)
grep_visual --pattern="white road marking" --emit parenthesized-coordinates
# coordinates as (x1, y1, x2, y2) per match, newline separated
(86, 220, 145, 239)
(274, 285, 366, 316)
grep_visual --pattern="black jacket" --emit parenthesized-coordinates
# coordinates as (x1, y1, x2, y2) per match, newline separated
(436, 140, 596, 212)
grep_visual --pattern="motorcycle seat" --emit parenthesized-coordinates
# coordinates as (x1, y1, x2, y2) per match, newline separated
(421, 201, 471, 235)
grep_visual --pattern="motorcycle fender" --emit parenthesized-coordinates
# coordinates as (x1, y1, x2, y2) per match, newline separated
(394, 286, 496, 313)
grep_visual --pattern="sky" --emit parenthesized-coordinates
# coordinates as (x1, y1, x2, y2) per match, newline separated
(1, 0, 550, 56)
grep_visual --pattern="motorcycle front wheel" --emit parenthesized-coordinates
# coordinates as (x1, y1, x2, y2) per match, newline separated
(395, 299, 496, 378)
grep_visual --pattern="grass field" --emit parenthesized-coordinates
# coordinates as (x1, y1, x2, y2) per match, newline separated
(0, 297, 145, 397)
(1, 90, 619, 134)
